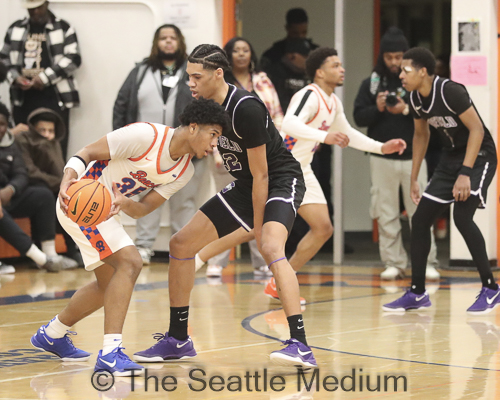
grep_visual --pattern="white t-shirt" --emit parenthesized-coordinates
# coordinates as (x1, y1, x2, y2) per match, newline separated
(281, 83, 383, 167)
(81, 122, 194, 201)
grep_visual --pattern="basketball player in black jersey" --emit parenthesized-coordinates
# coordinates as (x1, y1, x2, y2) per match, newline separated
(383, 47, 499, 314)
(134, 44, 317, 368)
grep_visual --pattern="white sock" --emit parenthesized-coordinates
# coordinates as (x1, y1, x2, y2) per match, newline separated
(45, 315, 70, 339)
(41, 240, 57, 258)
(102, 334, 123, 356)
(26, 244, 47, 267)
(195, 253, 205, 272)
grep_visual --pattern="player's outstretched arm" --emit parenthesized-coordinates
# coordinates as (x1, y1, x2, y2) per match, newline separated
(453, 106, 485, 202)
(410, 118, 431, 205)
(247, 144, 268, 249)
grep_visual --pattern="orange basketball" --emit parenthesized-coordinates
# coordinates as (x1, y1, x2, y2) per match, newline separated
(65, 179, 112, 227)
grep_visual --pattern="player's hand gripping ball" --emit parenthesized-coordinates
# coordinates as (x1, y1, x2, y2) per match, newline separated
(65, 179, 112, 227)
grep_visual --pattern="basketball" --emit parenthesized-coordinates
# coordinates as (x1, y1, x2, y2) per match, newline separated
(65, 179, 112, 227)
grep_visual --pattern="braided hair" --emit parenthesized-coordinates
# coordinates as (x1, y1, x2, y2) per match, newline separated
(188, 44, 230, 71)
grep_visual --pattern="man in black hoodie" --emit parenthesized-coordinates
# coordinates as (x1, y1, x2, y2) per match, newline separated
(353, 27, 439, 281)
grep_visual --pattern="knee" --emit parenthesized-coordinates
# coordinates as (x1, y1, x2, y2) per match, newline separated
(169, 230, 193, 256)
(121, 254, 143, 280)
(259, 240, 282, 264)
(452, 210, 470, 232)
(312, 221, 333, 241)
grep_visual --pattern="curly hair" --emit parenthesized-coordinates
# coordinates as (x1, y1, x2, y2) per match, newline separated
(178, 98, 229, 133)
(188, 44, 230, 71)
(305, 47, 338, 79)
(403, 47, 436, 76)
(0, 101, 10, 120)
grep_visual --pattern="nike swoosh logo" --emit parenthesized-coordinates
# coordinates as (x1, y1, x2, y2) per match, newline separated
(415, 294, 427, 301)
(297, 326, 304, 330)
(176, 339, 191, 348)
(146, 157, 153, 161)
(44, 336, 54, 345)
(486, 291, 500, 305)
(70, 192, 82, 216)
(179, 317, 188, 321)
(297, 349, 312, 356)
(415, 105, 422, 110)
(101, 359, 117, 368)
(298, 319, 303, 322)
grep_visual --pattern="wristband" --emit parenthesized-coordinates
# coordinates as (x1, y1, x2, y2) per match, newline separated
(64, 156, 87, 177)
(459, 165, 472, 177)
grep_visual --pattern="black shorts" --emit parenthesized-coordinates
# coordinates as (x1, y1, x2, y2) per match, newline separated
(200, 175, 305, 238)
(423, 152, 497, 208)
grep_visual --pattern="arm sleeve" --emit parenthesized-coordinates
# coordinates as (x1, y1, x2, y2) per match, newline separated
(443, 81, 473, 115)
(8, 143, 29, 194)
(281, 89, 329, 142)
(107, 123, 157, 160)
(39, 23, 81, 86)
(331, 95, 383, 154)
(353, 78, 381, 127)
(0, 23, 21, 83)
(153, 162, 194, 200)
(233, 100, 271, 149)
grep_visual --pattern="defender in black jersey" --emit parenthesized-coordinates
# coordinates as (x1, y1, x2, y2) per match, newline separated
(383, 47, 499, 314)
(135, 44, 316, 368)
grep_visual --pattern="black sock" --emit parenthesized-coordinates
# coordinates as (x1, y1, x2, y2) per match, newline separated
(410, 284, 426, 295)
(483, 278, 498, 290)
(287, 314, 307, 346)
(168, 306, 189, 340)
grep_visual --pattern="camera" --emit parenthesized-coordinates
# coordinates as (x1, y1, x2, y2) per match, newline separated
(385, 92, 398, 107)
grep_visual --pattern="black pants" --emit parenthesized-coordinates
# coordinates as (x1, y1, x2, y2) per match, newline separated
(0, 186, 56, 255)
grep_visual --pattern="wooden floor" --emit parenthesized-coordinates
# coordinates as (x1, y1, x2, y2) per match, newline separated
(0, 260, 499, 399)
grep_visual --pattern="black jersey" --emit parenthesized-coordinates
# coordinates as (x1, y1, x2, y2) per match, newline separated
(409, 77, 496, 159)
(219, 84, 303, 184)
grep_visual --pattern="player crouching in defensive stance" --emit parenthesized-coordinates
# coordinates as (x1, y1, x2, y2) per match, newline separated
(30, 98, 229, 376)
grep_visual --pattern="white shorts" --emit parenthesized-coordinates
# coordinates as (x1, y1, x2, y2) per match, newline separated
(56, 199, 134, 271)
(301, 165, 327, 206)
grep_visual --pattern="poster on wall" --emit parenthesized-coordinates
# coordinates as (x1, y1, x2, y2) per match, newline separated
(164, 0, 197, 29)
(458, 21, 480, 52)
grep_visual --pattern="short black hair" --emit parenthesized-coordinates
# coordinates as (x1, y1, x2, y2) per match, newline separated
(305, 47, 338, 79)
(0, 102, 10, 120)
(188, 44, 230, 71)
(286, 8, 308, 25)
(178, 97, 230, 133)
(403, 47, 436, 76)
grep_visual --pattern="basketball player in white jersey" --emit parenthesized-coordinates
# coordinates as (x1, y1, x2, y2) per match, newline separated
(195, 47, 406, 303)
(29, 98, 229, 376)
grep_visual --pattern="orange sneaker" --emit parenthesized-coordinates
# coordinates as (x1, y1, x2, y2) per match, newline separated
(264, 278, 306, 305)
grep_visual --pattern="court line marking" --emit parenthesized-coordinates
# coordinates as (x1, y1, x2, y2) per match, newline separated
(0, 366, 90, 384)
(241, 294, 500, 372)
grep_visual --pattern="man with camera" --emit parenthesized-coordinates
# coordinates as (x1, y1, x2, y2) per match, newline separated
(353, 27, 439, 280)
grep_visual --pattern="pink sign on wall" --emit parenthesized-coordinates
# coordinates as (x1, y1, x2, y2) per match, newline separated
(450, 55, 488, 85)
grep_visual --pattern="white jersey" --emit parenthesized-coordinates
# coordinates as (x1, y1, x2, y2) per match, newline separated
(81, 122, 194, 201)
(281, 83, 383, 168)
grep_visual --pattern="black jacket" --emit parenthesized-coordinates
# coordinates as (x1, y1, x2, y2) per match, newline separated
(353, 73, 413, 160)
(0, 131, 29, 202)
(112, 59, 192, 130)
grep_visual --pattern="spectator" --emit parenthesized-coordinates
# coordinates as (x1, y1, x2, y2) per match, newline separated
(260, 8, 319, 111)
(0, 0, 81, 158)
(113, 24, 199, 265)
(0, 102, 75, 273)
(353, 27, 439, 280)
(15, 108, 83, 266)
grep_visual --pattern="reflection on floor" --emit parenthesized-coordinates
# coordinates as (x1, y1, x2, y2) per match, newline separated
(0, 257, 499, 399)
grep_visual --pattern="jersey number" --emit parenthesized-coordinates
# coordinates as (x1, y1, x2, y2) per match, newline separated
(116, 178, 147, 198)
(222, 153, 242, 172)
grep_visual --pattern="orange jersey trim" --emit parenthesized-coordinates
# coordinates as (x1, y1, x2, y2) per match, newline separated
(128, 122, 158, 162)
(157, 127, 186, 175)
(306, 85, 335, 125)
(174, 155, 193, 181)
